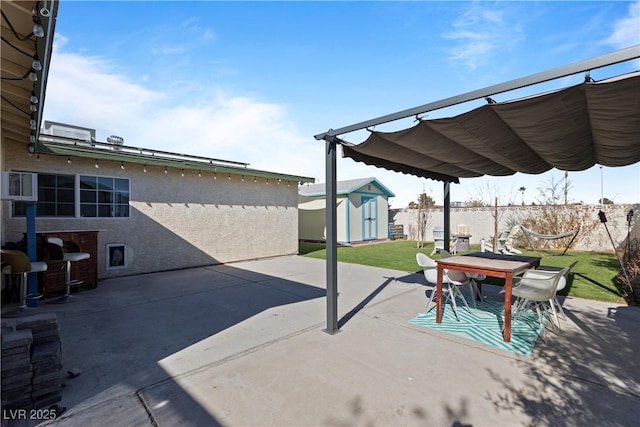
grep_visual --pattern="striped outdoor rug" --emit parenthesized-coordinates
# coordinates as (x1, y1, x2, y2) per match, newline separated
(409, 296, 542, 356)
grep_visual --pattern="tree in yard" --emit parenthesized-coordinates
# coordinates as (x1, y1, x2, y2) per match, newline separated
(519, 186, 526, 205)
(471, 181, 518, 252)
(518, 174, 598, 251)
(413, 191, 435, 248)
(599, 197, 614, 205)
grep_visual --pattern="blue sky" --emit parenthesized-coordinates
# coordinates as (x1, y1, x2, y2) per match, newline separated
(43, 1, 640, 208)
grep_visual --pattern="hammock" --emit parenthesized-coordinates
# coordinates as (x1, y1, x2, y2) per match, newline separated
(519, 225, 580, 255)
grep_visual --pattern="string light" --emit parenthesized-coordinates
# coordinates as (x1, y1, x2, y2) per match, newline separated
(32, 53, 42, 70)
(32, 12, 44, 38)
(213, 172, 217, 180)
(29, 93, 38, 111)
(164, 166, 168, 174)
(241, 175, 245, 182)
(67, 157, 71, 164)
(143, 165, 147, 173)
(181, 169, 185, 177)
(120, 162, 125, 170)
(94, 160, 99, 169)
(254, 177, 257, 183)
(228, 174, 231, 180)
(198, 170, 202, 177)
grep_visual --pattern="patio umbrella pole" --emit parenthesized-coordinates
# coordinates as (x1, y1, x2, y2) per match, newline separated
(599, 211, 635, 301)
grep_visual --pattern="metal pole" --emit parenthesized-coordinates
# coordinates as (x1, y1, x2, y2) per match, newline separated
(324, 138, 339, 334)
(26, 202, 38, 307)
(600, 166, 604, 209)
(443, 182, 451, 253)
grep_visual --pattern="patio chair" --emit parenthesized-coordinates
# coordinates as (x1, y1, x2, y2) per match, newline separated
(1, 249, 48, 310)
(484, 226, 523, 255)
(535, 260, 579, 324)
(416, 252, 472, 321)
(440, 249, 484, 307)
(430, 226, 445, 256)
(510, 266, 570, 341)
(47, 237, 90, 302)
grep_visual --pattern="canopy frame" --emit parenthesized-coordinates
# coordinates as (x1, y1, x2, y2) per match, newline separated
(315, 46, 640, 334)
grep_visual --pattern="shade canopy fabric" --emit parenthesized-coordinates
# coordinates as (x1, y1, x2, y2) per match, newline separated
(343, 72, 640, 184)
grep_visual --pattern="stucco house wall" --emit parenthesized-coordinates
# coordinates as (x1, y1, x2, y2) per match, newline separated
(2, 138, 313, 279)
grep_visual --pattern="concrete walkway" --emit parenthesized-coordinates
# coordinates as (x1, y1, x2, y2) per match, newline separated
(3, 255, 639, 426)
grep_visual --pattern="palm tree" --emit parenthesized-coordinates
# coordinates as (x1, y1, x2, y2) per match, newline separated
(519, 186, 526, 205)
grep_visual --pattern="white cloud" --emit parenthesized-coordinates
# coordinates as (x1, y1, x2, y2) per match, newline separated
(443, 3, 522, 70)
(43, 41, 322, 180)
(607, 2, 640, 48)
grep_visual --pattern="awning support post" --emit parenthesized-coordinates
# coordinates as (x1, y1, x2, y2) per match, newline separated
(324, 138, 339, 334)
(26, 202, 38, 307)
(444, 182, 451, 253)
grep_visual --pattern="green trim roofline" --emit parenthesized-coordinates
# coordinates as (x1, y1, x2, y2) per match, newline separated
(36, 136, 314, 183)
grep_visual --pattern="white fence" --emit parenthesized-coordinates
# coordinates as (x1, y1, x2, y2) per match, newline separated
(392, 204, 639, 253)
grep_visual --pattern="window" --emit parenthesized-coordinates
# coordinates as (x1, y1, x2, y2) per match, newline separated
(80, 175, 130, 218)
(13, 173, 75, 217)
(13, 173, 130, 218)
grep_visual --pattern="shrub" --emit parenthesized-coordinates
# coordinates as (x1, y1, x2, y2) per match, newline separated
(618, 238, 640, 306)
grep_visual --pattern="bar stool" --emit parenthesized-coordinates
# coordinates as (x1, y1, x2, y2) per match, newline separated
(1, 249, 48, 313)
(47, 237, 90, 302)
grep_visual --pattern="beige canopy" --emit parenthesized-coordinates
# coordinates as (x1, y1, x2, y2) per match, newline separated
(343, 71, 640, 183)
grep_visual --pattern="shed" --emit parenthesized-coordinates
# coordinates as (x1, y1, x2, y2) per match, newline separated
(299, 178, 395, 244)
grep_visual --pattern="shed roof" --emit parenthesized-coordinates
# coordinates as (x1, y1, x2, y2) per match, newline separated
(299, 177, 395, 197)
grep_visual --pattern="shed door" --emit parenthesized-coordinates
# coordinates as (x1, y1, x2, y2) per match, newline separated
(362, 196, 377, 240)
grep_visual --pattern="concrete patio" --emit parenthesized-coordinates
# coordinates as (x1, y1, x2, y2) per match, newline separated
(2, 255, 639, 426)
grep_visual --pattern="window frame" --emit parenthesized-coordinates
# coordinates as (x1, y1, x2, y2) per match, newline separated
(12, 172, 131, 219)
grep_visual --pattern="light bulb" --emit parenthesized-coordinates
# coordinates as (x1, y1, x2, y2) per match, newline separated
(67, 157, 71, 164)
(30, 104, 38, 112)
(30, 95, 38, 104)
(32, 16, 44, 37)
(32, 55, 42, 71)
(30, 119, 37, 130)
(29, 70, 38, 81)
(121, 162, 125, 170)
(33, 24, 44, 37)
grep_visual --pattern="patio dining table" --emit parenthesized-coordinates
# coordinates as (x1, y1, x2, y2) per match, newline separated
(435, 252, 541, 342)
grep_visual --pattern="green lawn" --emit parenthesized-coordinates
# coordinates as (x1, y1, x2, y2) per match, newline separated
(299, 240, 626, 304)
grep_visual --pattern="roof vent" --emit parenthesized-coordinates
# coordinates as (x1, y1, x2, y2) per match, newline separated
(107, 135, 124, 151)
(42, 121, 95, 142)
